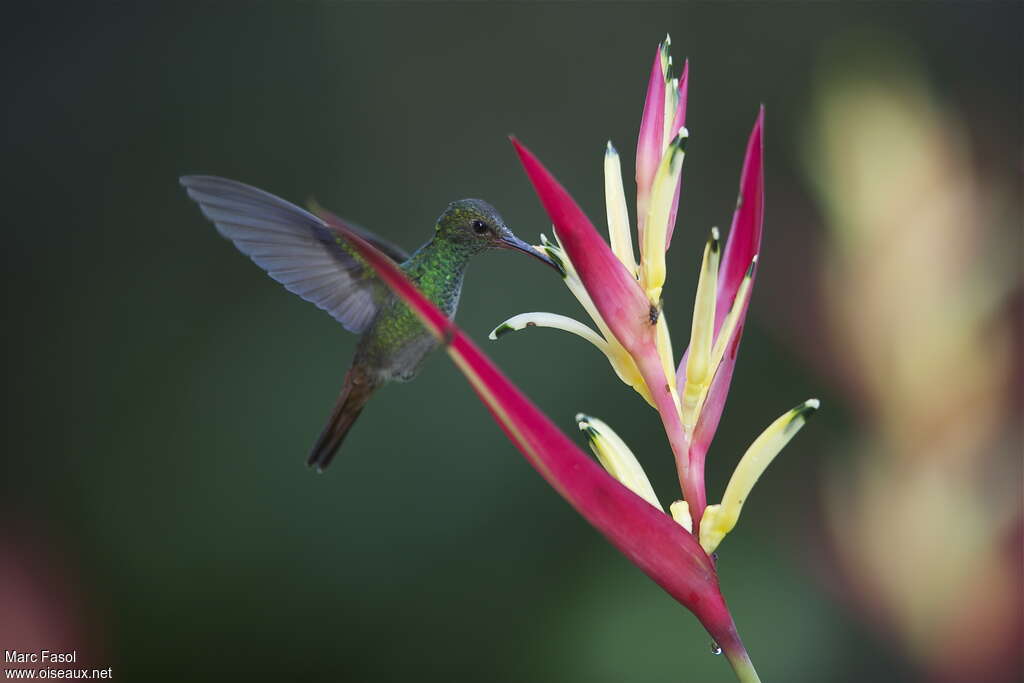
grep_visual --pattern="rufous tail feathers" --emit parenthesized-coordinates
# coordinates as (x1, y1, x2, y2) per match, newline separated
(307, 367, 377, 472)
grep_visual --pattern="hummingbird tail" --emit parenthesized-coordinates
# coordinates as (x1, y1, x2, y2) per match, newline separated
(307, 368, 377, 472)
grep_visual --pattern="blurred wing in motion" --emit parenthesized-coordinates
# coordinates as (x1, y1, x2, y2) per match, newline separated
(180, 175, 409, 333)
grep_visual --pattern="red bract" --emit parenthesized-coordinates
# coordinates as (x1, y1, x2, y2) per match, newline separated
(636, 42, 667, 242)
(680, 109, 765, 476)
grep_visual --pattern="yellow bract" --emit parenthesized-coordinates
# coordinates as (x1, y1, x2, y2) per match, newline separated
(604, 142, 636, 274)
(639, 132, 688, 304)
(670, 500, 693, 533)
(691, 254, 758, 424)
(708, 256, 757, 378)
(699, 400, 819, 554)
(680, 228, 720, 433)
(577, 414, 663, 511)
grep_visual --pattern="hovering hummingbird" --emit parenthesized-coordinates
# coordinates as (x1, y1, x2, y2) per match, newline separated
(180, 175, 560, 472)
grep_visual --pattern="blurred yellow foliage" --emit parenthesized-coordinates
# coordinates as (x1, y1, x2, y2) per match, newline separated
(805, 47, 1021, 682)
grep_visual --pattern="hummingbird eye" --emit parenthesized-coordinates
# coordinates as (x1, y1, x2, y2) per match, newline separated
(471, 219, 489, 234)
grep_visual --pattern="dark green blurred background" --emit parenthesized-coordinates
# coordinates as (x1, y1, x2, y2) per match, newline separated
(3, 3, 1020, 682)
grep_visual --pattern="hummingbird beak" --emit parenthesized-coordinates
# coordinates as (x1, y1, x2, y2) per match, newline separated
(499, 232, 564, 276)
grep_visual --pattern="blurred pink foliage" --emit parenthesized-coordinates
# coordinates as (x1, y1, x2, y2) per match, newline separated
(0, 522, 106, 673)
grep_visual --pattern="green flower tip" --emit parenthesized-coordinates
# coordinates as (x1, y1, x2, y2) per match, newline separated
(709, 226, 721, 253)
(543, 249, 567, 278)
(669, 128, 689, 156)
(746, 254, 759, 278)
(575, 413, 598, 440)
(799, 397, 821, 415)
(786, 398, 821, 434)
(489, 323, 514, 340)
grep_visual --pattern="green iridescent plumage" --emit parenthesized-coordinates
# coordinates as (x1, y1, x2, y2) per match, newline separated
(357, 235, 473, 378)
(181, 177, 558, 471)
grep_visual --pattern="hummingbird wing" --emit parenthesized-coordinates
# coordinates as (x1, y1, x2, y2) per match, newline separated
(180, 175, 405, 333)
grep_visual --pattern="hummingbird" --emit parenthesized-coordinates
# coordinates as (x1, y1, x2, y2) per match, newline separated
(180, 175, 559, 472)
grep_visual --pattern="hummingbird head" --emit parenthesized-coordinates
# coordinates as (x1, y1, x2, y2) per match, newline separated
(436, 199, 562, 273)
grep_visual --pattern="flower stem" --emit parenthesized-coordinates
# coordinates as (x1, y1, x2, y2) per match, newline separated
(724, 647, 762, 683)
(632, 348, 706, 525)
(694, 595, 761, 683)
(683, 464, 708, 532)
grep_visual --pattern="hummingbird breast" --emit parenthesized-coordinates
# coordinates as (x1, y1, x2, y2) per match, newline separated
(354, 244, 468, 383)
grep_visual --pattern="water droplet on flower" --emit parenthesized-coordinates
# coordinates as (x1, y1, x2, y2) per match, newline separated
(709, 641, 722, 656)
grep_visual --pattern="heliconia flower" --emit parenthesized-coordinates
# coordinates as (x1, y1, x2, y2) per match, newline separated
(322, 215, 762, 682)
(464, 37, 813, 679)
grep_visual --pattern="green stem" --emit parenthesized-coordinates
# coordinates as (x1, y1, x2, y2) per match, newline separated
(724, 646, 762, 683)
